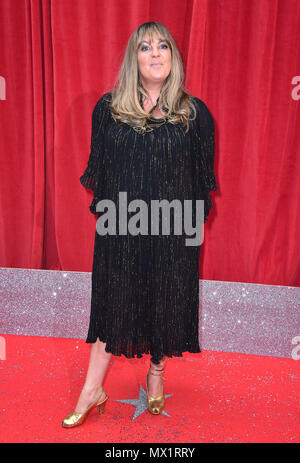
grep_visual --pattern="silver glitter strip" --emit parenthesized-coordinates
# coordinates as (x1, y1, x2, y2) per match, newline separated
(0, 268, 299, 359)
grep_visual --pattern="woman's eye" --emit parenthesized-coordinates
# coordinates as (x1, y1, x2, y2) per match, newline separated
(140, 43, 168, 52)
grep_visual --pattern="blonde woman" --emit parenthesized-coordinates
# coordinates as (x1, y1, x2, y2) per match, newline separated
(62, 21, 217, 428)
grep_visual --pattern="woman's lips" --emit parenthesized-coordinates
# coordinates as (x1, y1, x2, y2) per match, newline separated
(151, 63, 162, 66)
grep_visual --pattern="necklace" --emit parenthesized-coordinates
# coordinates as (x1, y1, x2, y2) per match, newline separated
(130, 93, 170, 135)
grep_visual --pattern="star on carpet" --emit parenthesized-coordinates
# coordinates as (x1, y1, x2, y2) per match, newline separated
(115, 385, 173, 420)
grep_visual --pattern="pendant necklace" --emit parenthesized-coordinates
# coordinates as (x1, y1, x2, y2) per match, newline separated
(131, 93, 169, 135)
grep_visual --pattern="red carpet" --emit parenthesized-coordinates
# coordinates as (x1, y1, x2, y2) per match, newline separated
(0, 334, 298, 443)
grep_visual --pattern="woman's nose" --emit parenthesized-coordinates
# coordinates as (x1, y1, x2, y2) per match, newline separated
(151, 47, 161, 56)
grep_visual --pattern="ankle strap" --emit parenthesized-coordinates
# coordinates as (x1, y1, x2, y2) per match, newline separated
(149, 366, 164, 376)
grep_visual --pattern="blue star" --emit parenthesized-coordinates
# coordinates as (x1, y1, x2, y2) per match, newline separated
(115, 385, 173, 420)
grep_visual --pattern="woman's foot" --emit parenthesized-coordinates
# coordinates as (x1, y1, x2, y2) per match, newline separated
(146, 360, 166, 414)
(62, 385, 108, 428)
(146, 358, 166, 397)
(74, 384, 105, 413)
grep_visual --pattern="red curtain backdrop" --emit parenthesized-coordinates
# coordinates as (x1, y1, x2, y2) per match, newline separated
(0, 0, 299, 286)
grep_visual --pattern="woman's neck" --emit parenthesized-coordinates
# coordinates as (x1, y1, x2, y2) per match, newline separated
(140, 81, 162, 105)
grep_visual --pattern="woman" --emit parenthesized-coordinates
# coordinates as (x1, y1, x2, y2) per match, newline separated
(62, 21, 217, 428)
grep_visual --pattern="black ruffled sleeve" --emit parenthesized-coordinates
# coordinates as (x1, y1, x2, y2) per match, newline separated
(192, 96, 218, 223)
(80, 93, 111, 214)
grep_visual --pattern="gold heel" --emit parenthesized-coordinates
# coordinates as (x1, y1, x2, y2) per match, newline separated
(97, 398, 107, 415)
(146, 362, 165, 415)
(62, 388, 108, 428)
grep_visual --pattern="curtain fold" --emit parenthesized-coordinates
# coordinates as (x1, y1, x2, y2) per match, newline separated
(0, 0, 299, 286)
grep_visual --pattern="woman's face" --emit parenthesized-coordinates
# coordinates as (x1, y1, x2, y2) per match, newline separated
(137, 34, 171, 87)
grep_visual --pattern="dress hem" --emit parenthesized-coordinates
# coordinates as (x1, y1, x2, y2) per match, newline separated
(85, 335, 201, 361)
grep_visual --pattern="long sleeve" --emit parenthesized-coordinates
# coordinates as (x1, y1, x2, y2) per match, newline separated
(192, 97, 218, 223)
(80, 93, 111, 213)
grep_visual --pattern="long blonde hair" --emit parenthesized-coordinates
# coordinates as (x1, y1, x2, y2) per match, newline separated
(108, 21, 196, 133)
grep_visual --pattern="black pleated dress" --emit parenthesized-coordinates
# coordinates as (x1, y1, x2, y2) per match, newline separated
(80, 92, 217, 363)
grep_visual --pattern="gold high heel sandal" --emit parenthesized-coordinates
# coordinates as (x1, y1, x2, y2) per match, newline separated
(62, 387, 108, 428)
(146, 363, 165, 415)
